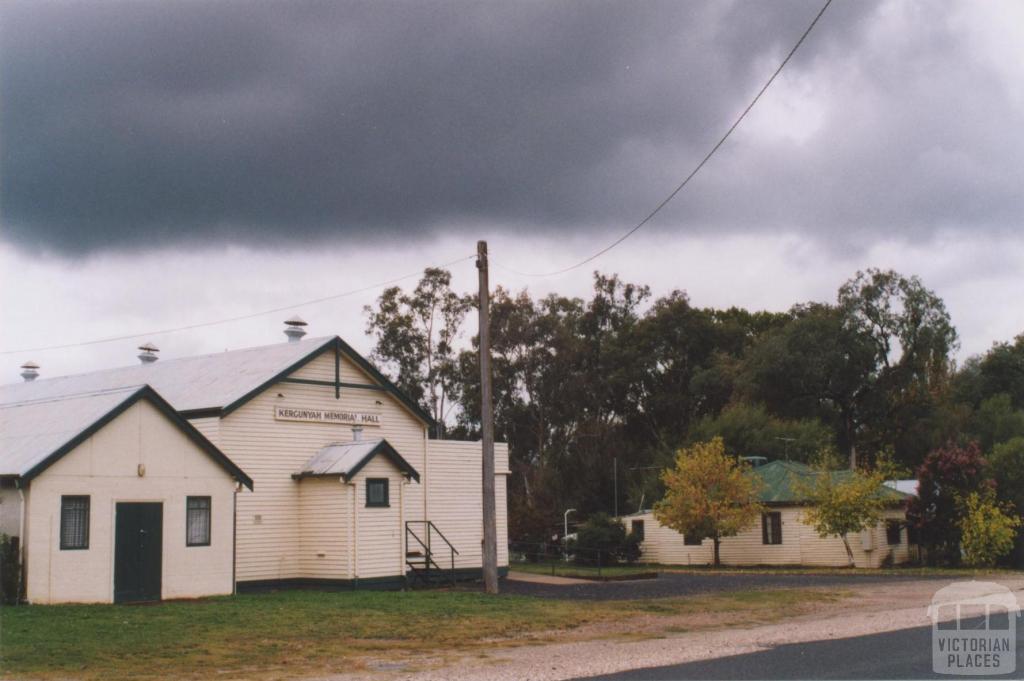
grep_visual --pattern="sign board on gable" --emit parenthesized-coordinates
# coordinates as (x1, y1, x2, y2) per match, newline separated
(273, 406, 382, 426)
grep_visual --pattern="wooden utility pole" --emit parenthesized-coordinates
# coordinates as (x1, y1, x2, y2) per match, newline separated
(477, 240, 499, 594)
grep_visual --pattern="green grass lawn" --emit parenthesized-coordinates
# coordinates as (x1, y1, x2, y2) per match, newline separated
(0, 587, 833, 680)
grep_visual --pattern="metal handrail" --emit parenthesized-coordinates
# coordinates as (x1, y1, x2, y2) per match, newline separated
(427, 521, 460, 556)
(405, 521, 458, 585)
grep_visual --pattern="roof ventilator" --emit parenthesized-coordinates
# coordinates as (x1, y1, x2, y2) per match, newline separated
(19, 361, 39, 382)
(137, 342, 159, 364)
(284, 315, 308, 343)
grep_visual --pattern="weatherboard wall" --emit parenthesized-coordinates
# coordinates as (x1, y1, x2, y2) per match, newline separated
(424, 440, 510, 570)
(631, 507, 911, 568)
(187, 416, 221, 447)
(297, 477, 350, 579)
(215, 349, 429, 583)
(352, 457, 406, 579)
(24, 400, 237, 604)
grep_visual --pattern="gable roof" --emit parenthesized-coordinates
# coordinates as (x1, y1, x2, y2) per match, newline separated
(0, 336, 435, 428)
(0, 384, 253, 489)
(294, 438, 420, 482)
(752, 460, 909, 506)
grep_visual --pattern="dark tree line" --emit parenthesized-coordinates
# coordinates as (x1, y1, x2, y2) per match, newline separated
(365, 268, 1024, 559)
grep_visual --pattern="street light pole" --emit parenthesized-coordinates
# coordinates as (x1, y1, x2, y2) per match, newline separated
(563, 508, 576, 561)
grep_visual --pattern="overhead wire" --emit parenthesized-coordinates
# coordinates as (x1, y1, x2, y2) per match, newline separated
(0, 254, 476, 355)
(492, 0, 833, 278)
(3, 0, 834, 355)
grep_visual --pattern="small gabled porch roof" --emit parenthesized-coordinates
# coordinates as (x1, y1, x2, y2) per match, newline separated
(293, 438, 420, 482)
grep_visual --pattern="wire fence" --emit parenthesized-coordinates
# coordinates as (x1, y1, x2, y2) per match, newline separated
(508, 540, 660, 580)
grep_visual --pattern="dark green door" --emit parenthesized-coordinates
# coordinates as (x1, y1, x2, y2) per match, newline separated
(114, 503, 163, 603)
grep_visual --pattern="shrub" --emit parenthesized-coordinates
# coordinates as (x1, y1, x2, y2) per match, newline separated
(569, 513, 638, 566)
(907, 441, 991, 565)
(619, 531, 642, 564)
(959, 490, 1021, 568)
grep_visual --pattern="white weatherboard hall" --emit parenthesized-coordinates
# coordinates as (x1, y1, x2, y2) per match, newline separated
(0, 321, 509, 603)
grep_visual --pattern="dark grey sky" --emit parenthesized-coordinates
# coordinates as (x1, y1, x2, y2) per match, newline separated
(2, 1, 1023, 379)
(6, 0, 1018, 256)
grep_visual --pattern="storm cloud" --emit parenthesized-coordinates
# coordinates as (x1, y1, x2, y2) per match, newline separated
(1, 0, 1022, 255)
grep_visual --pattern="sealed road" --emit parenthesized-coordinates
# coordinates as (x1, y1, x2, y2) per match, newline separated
(570, 616, 1022, 680)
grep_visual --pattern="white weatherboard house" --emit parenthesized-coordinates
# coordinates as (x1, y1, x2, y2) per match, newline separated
(0, 323, 509, 603)
(626, 460, 913, 569)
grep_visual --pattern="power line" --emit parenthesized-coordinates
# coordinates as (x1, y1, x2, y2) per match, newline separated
(1, 254, 476, 356)
(493, 0, 833, 279)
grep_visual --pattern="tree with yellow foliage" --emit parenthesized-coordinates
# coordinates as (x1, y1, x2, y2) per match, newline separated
(800, 450, 899, 567)
(654, 437, 763, 566)
(959, 489, 1021, 568)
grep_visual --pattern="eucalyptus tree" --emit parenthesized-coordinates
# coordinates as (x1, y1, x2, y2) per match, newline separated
(364, 267, 472, 435)
(838, 268, 958, 466)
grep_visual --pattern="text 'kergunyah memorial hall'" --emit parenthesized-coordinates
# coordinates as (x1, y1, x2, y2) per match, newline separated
(0, 318, 508, 604)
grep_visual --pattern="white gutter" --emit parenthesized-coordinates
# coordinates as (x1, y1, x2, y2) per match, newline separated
(232, 481, 240, 595)
(347, 479, 358, 580)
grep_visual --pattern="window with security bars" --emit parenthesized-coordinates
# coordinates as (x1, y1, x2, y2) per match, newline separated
(60, 495, 90, 550)
(186, 496, 211, 546)
(761, 511, 783, 545)
(366, 478, 389, 507)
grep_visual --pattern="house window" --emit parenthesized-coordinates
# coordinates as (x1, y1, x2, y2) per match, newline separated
(762, 512, 782, 545)
(684, 534, 703, 546)
(631, 520, 644, 541)
(886, 520, 902, 546)
(60, 495, 90, 550)
(366, 478, 389, 507)
(186, 496, 212, 546)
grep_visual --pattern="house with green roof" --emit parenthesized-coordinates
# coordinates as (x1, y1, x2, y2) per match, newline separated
(623, 460, 914, 569)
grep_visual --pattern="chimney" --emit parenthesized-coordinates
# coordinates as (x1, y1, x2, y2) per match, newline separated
(137, 342, 159, 364)
(284, 315, 308, 343)
(19, 361, 39, 382)
(352, 425, 363, 442)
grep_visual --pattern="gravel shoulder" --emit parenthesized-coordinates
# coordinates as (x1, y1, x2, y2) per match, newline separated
(314, 575, 1024, 681)
(497, 570, 951, 601)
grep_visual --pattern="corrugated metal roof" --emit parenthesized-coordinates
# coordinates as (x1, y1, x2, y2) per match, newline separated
(296, 438, 419, 482)
(753, 460, 909, 505)
(884, 479, 919, 496)
(0, 336, 336, 414)
(300, 440, 382, 477)
(0, 385, 253, 488)
(0, 386, 147, 476)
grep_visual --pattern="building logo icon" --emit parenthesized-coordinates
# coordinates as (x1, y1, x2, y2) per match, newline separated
(928, 581, 1019, 676)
